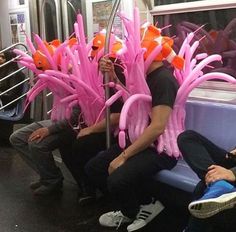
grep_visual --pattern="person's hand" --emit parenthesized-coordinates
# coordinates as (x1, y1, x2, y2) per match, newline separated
(99, 57, 115, 79)
(229, 148, 236, 155)
(28, 127, 49, 143)
(108, 154, 126, 175)
(77, 127, 93, 139)
(205, 165, 236, 185)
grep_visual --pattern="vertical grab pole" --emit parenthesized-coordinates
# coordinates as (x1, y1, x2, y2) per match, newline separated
(104, 0, 121, 149)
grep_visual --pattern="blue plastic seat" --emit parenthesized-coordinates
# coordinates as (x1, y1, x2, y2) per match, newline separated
(155, 100, 236, 193)
(155, 159, 200, 193)
(0, 81, 29, 121)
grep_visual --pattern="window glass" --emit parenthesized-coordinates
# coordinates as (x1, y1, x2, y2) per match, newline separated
(67, 0, 82, 36)
(154, 0, 206, 5)
(153, 8, 236, 79)
(44, 2, 57, 41)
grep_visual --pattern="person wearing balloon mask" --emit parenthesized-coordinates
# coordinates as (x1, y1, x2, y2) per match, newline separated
(9, 33, 125, 199)
(84, 25, 183, 231)
(178, 130, 236, 232)
(65, 33, 126, 205)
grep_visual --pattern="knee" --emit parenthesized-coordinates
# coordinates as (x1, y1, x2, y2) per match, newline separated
(9, 131, 23, 147)
(177, 130, 196, 149)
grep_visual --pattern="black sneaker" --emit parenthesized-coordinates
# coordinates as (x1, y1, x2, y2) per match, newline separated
(30, 181, 42, 190)
(33, 182, 63, 196)
(78, 193, 96, 206)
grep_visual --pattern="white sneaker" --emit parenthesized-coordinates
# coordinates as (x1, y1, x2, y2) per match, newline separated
(99, 211, 133, 229)
(127, 200, 165, 232)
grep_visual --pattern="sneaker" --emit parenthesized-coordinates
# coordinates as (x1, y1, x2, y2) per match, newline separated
(189, 180, 236, 218)
(30, 181, 42, 190)
(127, 200, 164, 232)
(33, 182, 63, 196)
(99, 211, 133, 229)
(78, 193, 96, 206)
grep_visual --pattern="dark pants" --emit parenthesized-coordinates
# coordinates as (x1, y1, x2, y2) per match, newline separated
(85, 144, 177, 218)
(63, 132, 116, 194)
(177, 130, 236, 232)
(177, 130, 235, 180)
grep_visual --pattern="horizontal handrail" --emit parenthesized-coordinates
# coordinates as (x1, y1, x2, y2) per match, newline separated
(0, 78, 29, 96)
(0, 92, 27, 111)
(0, 43, 30, 114)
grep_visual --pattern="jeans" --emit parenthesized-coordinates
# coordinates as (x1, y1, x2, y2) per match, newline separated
(10, 120, 76, 185)
(85, 144, 177, 218)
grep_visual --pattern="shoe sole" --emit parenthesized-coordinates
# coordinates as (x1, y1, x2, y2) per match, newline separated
(188, 191, 236, 218)
(99, 217, 132, 227)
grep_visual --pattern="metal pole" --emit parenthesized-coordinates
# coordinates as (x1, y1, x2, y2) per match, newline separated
(104, 0, 121, 149)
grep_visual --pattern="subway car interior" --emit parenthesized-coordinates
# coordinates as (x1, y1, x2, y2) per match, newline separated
(1, 0, 236, 231)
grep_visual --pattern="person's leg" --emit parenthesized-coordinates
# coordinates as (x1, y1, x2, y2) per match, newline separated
(177, 130, 233, 179)
(85, 143, 121, 194)
(86, 144, 134, 228)
(184, 181, 214, 232)
(62, 132, 110, 204)
(10, 121, 47, 172)
(184, 217, 213, 232)
(94, 147, 176, 231)
(107, 149, 176, 218)
(70, 132, 108, 188)
(29, 128, 77, 195)
(178, 130, 236, 219)
(10, 121, 72, 194)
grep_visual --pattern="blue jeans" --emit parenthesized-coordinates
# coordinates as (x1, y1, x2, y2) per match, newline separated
(10, 120, 76, 185)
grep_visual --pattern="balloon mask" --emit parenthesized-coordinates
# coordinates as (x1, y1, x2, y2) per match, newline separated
(33, 38, 77, 71)
(141, 24, 185, 70)
(89, 32, 124, 59)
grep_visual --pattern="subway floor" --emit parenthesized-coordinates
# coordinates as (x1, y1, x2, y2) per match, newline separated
(0, 140, 187, 232)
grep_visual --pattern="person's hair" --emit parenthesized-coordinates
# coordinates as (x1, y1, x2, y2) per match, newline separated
(0, 49, 19, 78)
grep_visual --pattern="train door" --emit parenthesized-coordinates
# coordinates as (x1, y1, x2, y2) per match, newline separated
(38, 0, 84, 41)
(38, 0, 62, 41)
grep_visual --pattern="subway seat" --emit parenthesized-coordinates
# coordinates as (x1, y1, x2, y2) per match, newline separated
(155, 95, 236, 193)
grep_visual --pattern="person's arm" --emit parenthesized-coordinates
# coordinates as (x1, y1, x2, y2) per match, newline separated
(28, 107, 80, 143)
(108, 105, 172, 174)
(77, 113, 120, 139)
(227, 148, 236, 181)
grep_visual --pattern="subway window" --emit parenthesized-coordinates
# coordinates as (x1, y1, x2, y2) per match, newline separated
(154, 0, 205, 5)
(152, 1, 236, 81)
